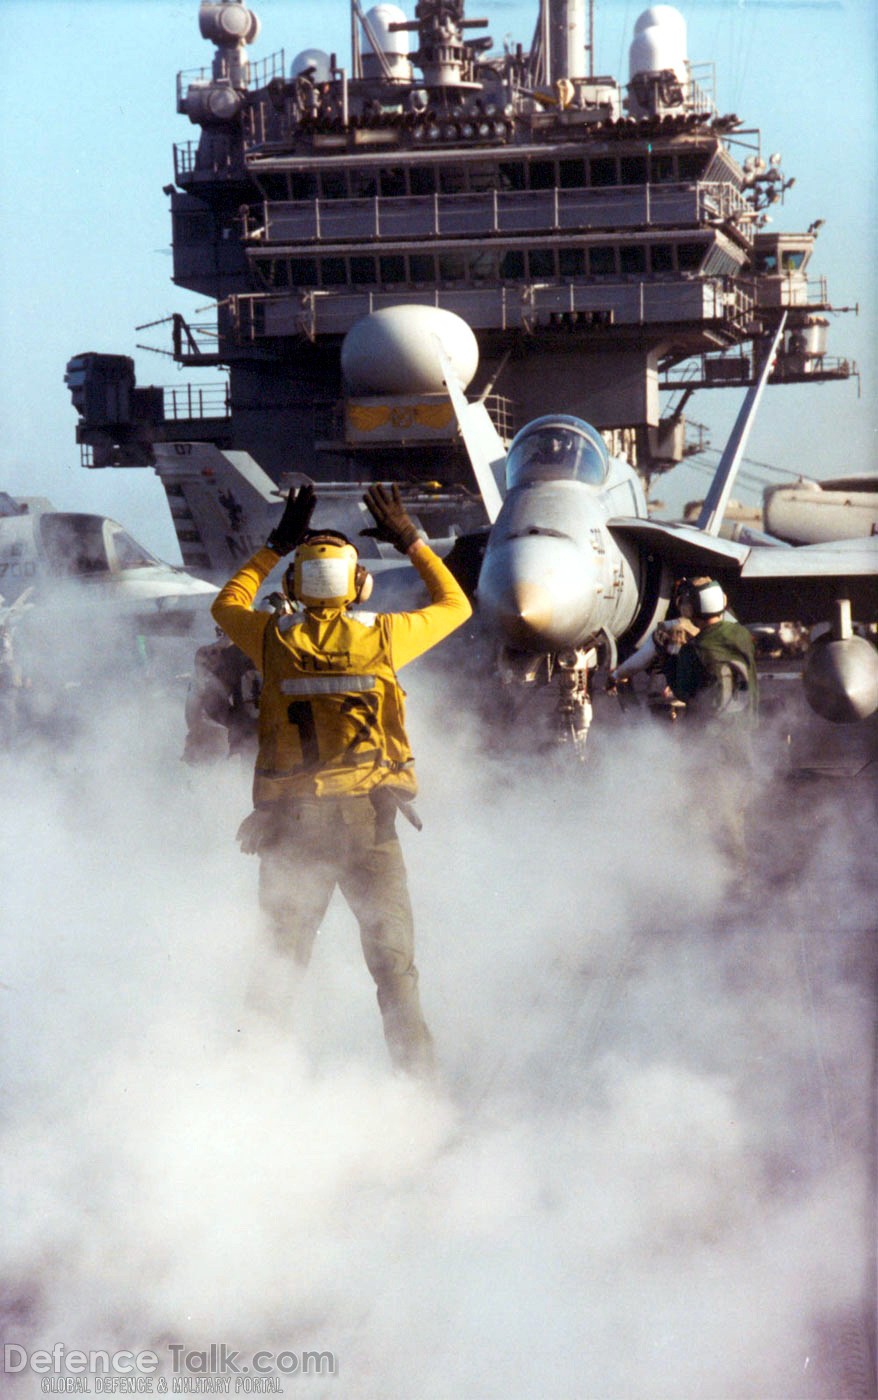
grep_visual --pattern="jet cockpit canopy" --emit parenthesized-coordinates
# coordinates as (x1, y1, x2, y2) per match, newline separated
(505, 416, 610, 490)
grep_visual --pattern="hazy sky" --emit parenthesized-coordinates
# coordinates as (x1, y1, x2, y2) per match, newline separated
(0, 0, 875, 561)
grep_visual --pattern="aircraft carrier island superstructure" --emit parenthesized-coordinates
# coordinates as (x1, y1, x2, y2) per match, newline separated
(66, 0, 855, 566)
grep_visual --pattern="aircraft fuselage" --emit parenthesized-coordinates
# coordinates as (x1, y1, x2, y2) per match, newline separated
(475, 416, 649, 661)
(478, 479, 642, 653)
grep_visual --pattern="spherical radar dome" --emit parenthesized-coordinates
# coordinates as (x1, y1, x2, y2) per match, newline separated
(341, 306, 479, 396)
(630, 5, 687, 80)
(633, 6, 687, 39)
(291, 49, 333, 83)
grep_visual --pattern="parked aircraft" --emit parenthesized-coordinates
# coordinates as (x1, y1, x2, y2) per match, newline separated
(0, 493, 217, 634)
(437, 322, 878, 745)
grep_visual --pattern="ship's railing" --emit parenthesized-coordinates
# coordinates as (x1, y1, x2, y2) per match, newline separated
(175, 142, 199, 181)
(685, 63, 717, 118)
(176, 51, 286, 110)
(161, 383, 230, 421)
(174, 139, 252, 182)
(662, 350, 855, 389)
(742, 271, 833, 311)
(242, 182, 749, 246)
(230, 276, 754, 342)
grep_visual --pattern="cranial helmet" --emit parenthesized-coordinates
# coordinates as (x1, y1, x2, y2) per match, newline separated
(284, 531, 373, 607)
(677, 576, 727, 620)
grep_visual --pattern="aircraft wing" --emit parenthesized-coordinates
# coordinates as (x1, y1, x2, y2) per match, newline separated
(609, 519, 878, 624)
(607, 518, 751, 571)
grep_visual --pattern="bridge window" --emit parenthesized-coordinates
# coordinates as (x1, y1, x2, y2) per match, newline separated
(620, 244, 646, 274)
(528, 248, 555, 278)
(349, 169, 379, 198)
(380, 168, 406, 197)
(350, 255, 377, 283)
(468, 162, 501, 192)
(320, 257, 347, 286)
(500, 249, 525, 278)
(438, 252, 467, 281)
(439, 166, 467, 194)
(529, 160, 555, 190)
(470, 249, 496, 280)
(590, 157, 617, 187)
(589, 245, 617, 274)
(559, 247, 586, 276)
(498, 161, 526, 191)
(781, 249, 806, 271)
(379, 255, 406, 283)
(677, 241, 704, 271)
(677, 153, 706, 182)
(259, 174, 288, 200)
(289, 257, 318, 285)
(253, 259, 279, 289)
(620, 156, 647, 185)
(650, 243, 675, 272)
(290, 172, 318, 200)
(559, 158, 586, 189)
(650, 155, 676, 184)
(319, 170, 348, 199)
(409, 253, 435, 282)
(409, 166, 436, 195)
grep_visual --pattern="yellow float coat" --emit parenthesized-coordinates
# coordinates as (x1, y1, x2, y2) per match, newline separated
(211, 543, 472, 801)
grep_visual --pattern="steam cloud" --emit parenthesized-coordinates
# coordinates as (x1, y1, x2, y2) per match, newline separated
(1, 621, 875, 1398)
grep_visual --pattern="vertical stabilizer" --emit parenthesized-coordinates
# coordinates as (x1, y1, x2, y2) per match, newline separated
(696, 314, 787, 537)
(436, 340, 506, 524)
(152, 443, 282, 578)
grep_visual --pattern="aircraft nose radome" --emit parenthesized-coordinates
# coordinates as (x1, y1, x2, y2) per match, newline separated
(492, 579, 554, 647)
(478, 535, 595, 650)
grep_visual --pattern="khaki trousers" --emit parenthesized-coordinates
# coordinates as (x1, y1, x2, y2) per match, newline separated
(256, 793, 434, 1076)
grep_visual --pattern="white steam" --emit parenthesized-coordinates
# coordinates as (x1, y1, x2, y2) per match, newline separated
(1, 624, 875, 1399)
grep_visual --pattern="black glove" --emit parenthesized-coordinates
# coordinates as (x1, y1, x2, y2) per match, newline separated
(362, 483, 419, 555)
(266, 484, 316, 555)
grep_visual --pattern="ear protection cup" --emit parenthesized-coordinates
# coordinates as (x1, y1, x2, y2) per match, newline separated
(354, 565, 374, 603)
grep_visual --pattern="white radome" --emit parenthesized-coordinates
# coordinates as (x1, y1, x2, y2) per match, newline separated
(341, 306, 480, 396)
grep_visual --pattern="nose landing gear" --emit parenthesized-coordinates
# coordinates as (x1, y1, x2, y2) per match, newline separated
(556, 647, 597, 758)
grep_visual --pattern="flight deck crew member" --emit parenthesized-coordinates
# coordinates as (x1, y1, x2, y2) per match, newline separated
(182, 632, 261, 764)
(662, 577, 758, 722)
(211, 482, 472, 1076)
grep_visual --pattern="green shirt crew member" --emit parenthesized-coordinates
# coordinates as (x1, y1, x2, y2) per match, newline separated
(211, 483, 472, 1077)
(663, 577, 758, 722)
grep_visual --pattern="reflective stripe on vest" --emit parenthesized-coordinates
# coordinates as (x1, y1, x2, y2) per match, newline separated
(280, 675, 377, 695)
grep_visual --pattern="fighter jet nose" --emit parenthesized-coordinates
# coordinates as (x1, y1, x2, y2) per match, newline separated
(497, 579, 554, 644)
(477, 534, 595, 651)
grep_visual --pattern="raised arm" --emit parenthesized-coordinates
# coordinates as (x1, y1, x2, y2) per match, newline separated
(361, 483, 472, 668)
(387, 539, 473, 668)
(210, 547, 278, 668)
(212, 484, 317, 668)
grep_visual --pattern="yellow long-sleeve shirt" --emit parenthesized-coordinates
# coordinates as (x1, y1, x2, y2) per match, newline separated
(211, 541, 472, 800)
